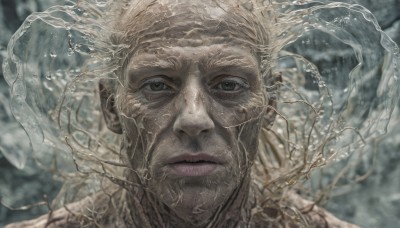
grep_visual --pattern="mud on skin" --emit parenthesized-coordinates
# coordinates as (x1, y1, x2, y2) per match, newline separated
(97, 0, 274, 226)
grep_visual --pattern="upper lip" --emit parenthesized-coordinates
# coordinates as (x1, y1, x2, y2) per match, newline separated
(166, 153, 224, 165)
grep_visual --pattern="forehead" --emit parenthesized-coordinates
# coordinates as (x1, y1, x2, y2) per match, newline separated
(128, 44, 259, 72)
(115, 0, 270, 79)
(116, 0, 269, 51)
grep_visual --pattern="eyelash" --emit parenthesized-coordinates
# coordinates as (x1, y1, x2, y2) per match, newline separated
(141, 78, 172, 91)
(139, 76, 249, 102)
(139, 77, 176, 102)
(210, 77, 249, 100)
(213, 79, 248, 91)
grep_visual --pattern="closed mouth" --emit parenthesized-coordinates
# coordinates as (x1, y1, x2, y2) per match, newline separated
(172, 159, 218, 164)
(166, 154, 223, 176)
(167, 154, 222, 165)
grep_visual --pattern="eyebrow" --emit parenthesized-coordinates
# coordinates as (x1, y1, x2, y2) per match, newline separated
(127, 49, 259, 81)
(199, 53, 259, 76)
(129, 57, 180, 72)
(127, 55, 183, 82)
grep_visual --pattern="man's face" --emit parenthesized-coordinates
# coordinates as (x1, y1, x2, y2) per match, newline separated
(101, 0, 267, 217)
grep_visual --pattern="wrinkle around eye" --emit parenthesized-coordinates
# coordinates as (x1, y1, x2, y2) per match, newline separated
(139, 76, 177, 102)
(142, 81, 171, 91)
(209, 76, 250, 101)
(209, 76, 249, 90)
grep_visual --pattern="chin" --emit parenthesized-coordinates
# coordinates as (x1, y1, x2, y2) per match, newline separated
(149, 168, 239, 215)
(176, 186, 229, 211)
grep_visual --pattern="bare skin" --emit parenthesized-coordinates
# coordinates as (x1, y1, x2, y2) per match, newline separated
(100, 1, 269, 226)
(5, 0, 359, 227)
(4, 192, 359, 228)
(125, 44, 261, 216)
(98, 1, 269, 226)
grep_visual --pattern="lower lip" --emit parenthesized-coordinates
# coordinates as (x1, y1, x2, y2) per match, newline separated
(169, 163, 219, 177)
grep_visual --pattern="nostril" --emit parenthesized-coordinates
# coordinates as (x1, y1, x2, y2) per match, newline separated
(177, 128, 209, 137)
(173, 102, 215, 137)
(173, 118, 214, 137)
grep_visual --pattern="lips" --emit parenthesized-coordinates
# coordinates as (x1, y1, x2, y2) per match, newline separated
(166, 154, 223, 177)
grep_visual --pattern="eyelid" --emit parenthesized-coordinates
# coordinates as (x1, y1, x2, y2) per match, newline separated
(204, 64, 258, 79)
(209, 75, 250, 89)
(139, 76, 176, 89)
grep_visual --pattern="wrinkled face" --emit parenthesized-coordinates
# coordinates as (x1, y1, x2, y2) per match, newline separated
(101, 0, 269, 220)
(122, 43, 264, 210)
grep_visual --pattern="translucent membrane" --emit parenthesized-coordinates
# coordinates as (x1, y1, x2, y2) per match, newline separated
(255, 1, 399, 187)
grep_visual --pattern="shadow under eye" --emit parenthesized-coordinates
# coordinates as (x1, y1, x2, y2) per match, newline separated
(210, 83, 250, 102)
(139, 78, 176, 102)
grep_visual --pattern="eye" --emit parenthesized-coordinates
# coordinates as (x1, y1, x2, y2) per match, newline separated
(216, 80, 242, 91)
(139, 77, 176, 102)
(147, 81, 170, 91)
(211, 77, 249, 92)
(141, 78, 173, 92)
(209, 76, 250, 101)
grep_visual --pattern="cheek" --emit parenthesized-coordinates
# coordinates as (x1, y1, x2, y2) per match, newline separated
(214, 91, 265, 125)
(237, 118, 262, 163)
(117, 92, 147, 168)
(211, 93, 265, 165)
(117, 92, 174, 168)
(212, 90, 265, 130)
(238, 93, 266, 161)
(119, 117, 145, 169)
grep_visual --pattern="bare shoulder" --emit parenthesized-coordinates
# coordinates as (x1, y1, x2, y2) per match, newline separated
(288, 192, 360, 228)
(5, 192, 359, 228)
(4, 197, 90, 228)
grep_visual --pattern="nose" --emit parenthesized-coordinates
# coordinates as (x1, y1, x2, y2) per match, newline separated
(173, 78, 215, 138)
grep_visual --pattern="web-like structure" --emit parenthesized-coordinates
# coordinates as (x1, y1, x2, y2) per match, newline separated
(1, 0, 399, 226)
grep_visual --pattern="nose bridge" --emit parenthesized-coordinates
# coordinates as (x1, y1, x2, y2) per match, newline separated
(173, 76, 214, 137)
(183, 77, 203, 114)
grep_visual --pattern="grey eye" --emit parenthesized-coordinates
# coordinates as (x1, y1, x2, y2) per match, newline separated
(148, 81, 170, 91)
(214, 78, 249, 92)
(218, 81, 240, 91)
(210, 77, 250, 100)
(139, 77, 176, 101)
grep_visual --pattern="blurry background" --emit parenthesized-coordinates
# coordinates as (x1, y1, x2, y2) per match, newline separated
(0, 0, 399, 227)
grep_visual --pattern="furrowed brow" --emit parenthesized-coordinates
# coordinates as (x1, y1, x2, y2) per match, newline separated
(127, 55, 183, 80)
(129, 58, 179, 72)
(200, 54, 259, 76)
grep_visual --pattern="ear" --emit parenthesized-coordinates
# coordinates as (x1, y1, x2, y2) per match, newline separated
(99, 80, 123, 134)
(263, 72, 282, 129)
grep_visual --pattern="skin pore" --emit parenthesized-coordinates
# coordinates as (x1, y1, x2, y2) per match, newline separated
(100, 0, 270, 226)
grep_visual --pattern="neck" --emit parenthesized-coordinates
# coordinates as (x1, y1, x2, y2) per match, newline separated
(126, 174, 254, 227)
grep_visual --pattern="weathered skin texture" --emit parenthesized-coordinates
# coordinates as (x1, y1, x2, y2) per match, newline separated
(5, 0, 359, 227)
(119, 43, 263, 223)
(100, 1, 270, 226)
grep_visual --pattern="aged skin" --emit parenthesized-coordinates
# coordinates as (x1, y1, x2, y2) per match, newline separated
(99, 1, 268, 225)
(5, 0, 359, 227)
